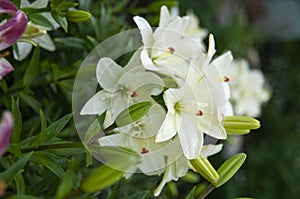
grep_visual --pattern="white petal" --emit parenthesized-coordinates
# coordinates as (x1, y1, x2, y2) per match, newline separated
(96, 58, 124, 91)
(201, 144, 223, 157)
(211, 51, 233, 77)
(178, 113, 203, 159)
(13, 42, 32, 61)
(33, 34, 55, 51)
(140, 47, 159, 71)
(138, 153, 165, 175)
(133, 16, 153, 47)
(98, 133, 125, 147)
(156, 112, 177, 142)
(80, 90, 109, 115)
(159, 6, 172, 28)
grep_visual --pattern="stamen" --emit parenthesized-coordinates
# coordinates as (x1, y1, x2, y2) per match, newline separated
(131, 91, 138, 97)
(168, 47, 175, 54)
(196, 110, 203, 116)
(141, 147, 149, 154)
(223, 76, 230, 82)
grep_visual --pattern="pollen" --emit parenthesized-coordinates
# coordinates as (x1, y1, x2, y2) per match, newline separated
(223, 76, 230, 82)
(141, 147, 149, 154)
(131, 91, 138, 97)
(168, 47, 175, 54)
(196, 110, 203, 116)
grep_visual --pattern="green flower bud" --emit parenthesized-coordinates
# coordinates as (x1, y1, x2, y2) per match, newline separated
(190, 156, 219, 183)
(20, 22, 46, 39)
(223, 116, 260, 135)
(115, 101, 153, 127)
(65, 10, 91, 22)
(81, 146, 141, 193)
(212, 153, 247, 188)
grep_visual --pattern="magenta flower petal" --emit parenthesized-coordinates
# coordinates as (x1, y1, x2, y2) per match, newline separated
(0, 57, 14, 79)
(0, 0, 18, 14)
(0, 10, 28, 50)
(0, 111, 13, 157)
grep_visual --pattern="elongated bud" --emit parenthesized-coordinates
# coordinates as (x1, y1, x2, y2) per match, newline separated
(115, 101, 153, 127)
(20, 22, 47, 39)
(223, 116, 260, 135)
(190, 156, 219, 183)
(212, 153, 247, 188)
(81, 146, 141, 192)
(65, 10, 91, 22)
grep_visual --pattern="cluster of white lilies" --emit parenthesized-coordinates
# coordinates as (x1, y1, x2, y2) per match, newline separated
(80, 6, 268, 196)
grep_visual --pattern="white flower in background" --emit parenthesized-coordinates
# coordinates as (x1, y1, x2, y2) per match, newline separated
(13, 0, 57, 61)
(229, 59, 270, 117)
(134, 6, 207, 81)
(80, 54, 164, 127)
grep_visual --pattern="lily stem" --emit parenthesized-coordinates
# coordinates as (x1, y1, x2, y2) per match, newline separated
(196, 183, 215, 199)
(21, 142, 84, 153)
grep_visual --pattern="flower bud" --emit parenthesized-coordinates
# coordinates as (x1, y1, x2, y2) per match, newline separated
(115, 101, 153, 127)
(212, 153, 247, 188)
(190, 156, 219, 183)
(65, 10, 91, 22)
(222, 116, 260, 135)
(80, 146, 141, 192)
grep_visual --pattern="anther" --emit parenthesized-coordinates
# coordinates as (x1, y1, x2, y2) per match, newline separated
(141, 147, 149, 154)
(196, 110, 203, 116)
(131, 91, 138, 97)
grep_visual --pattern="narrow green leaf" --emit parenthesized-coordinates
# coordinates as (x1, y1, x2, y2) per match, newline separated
(11, 97, 22, 144)
(51, 12, 68, 33)
(15, 173, 25, 194)
(23, 47, 40, 86)
(185, 186, 196, 199)
(35, 152, 66, 179)
(40, 110, 47, 135)
(43, 113, 72, 142)
(29, 14, 55, 30)
(55, 158, 76, 199)
(6, 195, 42, 199)
(212, 153, 247, 188)
(55, 2, 78, 11)
(0, 152, 33, 184)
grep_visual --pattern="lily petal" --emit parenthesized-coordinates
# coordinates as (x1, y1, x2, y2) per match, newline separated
(201, 144, 223, 157)
(80, 90, 110, 115)
(0, 10, 28, 50)
(0, 111, 13, 157)
(178, 113, 203, 159)
(96, 58, 124, 92)
(0, 58, 14, 79)
(159, 6, 172, 28)
(156, 112, 177, 142)
(133, 16, 154, 48)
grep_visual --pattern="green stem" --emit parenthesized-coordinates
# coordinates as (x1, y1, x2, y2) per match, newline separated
(88, 123, 118, 144)
(21, 142, 84, 153)
(0, 74, 75, 98)
(197, 184, 215, 199)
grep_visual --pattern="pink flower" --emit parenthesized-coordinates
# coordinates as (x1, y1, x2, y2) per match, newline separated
(0, 0, 28, 79)
(0, 111, 13, 157)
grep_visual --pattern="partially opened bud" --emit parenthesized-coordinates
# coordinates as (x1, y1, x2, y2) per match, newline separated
(115, 101, 153, 127)
(223, 116, 260, 135)
(65, 10, 91, 22)
(190, 156, 219, 183)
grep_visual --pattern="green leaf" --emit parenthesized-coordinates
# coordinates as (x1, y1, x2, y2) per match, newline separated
(11, 97, 22, 144)
(19, 93, 41, 114)
(43, 113, 72, 142)
(185, 186, 196, 199)
(212, 153, 247, 188)
(40, 110, 47, 135)
(15, 173, 25, 194)
(55, 158, 76, 199)
(6, 195, 42, 199)
(29, 14, 55, 30)
(55, 2, 78, 11)
(23, 47, 40, 86)
(54, 37, 86, 49)
(35, 152, 66, 179)
(0, 152, 33, 184)
(51, 12, 68, 33)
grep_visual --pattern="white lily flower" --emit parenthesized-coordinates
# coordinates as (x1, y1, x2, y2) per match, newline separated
(81, 53, 164, 127)
(134, 6, 206, 80)
(229, 59, 270, 117)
